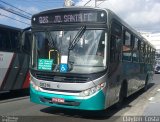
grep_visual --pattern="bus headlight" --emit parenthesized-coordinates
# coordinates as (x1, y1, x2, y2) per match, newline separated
(30, 80, 41, 91)
(79, 82, 106, 97)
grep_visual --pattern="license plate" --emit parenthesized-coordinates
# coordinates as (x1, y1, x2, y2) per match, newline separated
(52, 98, 64, 103)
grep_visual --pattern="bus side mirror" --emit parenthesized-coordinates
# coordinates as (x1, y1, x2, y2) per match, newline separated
(21, 27, 31, 54)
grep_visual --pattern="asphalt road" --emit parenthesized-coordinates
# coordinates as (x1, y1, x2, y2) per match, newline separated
(143, 74, 160, 116)
(152, 74, 160, 85)
(0, 74, 160, 122)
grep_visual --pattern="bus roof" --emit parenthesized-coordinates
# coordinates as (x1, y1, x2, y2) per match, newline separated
(32, 7, 105, 16)
(0, 24, 22, 31)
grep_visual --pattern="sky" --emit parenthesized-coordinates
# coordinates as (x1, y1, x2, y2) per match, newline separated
(0, 0, 79, 28)
(0, 0, 160, 33)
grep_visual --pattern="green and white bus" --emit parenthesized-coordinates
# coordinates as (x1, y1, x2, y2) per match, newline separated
(29, 7, 155, 110)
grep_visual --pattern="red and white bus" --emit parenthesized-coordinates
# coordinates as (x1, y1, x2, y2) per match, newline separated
(0, 24, 30, 93)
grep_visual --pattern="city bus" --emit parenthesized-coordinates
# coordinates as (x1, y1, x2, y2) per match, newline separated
(29, 7, 155, 110)
(0, 24, 31, 93)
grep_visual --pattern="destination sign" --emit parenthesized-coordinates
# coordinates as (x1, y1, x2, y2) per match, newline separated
(32, 10, 107, 25)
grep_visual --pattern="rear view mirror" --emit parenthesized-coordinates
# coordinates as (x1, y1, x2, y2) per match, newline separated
(21, 27, 31, 54)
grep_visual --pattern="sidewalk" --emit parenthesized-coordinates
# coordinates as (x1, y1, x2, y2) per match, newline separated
(143, 88, 160, 116)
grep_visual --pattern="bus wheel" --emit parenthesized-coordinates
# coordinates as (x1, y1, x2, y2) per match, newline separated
(116, 82, 127, 109)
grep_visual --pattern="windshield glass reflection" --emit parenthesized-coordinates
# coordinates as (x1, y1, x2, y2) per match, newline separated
(32, 29, 107, 74)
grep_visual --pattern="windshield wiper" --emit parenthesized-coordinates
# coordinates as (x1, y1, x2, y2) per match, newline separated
(68, 26, 86, 50)
(67, 26, 86, 72)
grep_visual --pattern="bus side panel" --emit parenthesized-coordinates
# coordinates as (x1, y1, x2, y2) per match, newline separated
(121, 62, 140, 96)
(13, 54, 30, 90)
(107, 62, 122, 107)
(139, 63, 146, 88)
(0, 52, 14, 91)
(1, 53, 19, 91)
(1, 53, 29, 91)
(146, 63, 154, 84)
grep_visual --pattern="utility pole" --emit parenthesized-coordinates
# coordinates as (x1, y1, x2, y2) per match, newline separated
(64, 0, 74, 7)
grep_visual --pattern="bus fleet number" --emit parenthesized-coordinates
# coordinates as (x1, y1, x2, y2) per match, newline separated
(40, 82, 51, 88)
(39, 16, 49, 24)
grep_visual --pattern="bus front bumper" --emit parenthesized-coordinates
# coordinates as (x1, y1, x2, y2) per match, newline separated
(30, 85, 106, 110)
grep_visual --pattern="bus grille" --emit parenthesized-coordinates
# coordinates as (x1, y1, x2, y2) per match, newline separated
(40, 87, 81, 93)
(34, 73, 90, 83)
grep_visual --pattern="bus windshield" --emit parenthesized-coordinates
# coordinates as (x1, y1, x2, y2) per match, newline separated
(31, 29, 107, 74)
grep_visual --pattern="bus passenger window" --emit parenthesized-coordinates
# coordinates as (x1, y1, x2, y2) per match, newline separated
(110, 22, 122, 62)
(132, 37, 139, 62)
(122, 31, 132, 61)
(0, 30, 11, 51)
(22, 32, 31, 54)
(10, 32, 19, 51)
(139, 41, 145, 63)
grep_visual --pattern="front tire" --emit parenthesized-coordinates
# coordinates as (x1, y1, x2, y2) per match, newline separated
(116, 82, 127, 108)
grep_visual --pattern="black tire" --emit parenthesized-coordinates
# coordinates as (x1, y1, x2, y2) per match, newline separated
(116, 83, 126, 109)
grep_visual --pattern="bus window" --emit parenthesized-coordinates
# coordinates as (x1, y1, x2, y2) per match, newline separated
(110, 22, 122, 62)
(23, 32, 31, 54)
(36, 32, 50, 59)
(144, 43, 147, 63)
(132, 37, 139, 62)
(33, 29, 107, 73)
(145, 44, 148, 63)
(10, 31, 19, 52)
(96, 31, 105, 57)
(139, 41, 144, 62)
(122, 31, 132, 61)
(0, 30, 11, 51)
(152, 49, 156, 64)
(147, 46, 151, 64)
